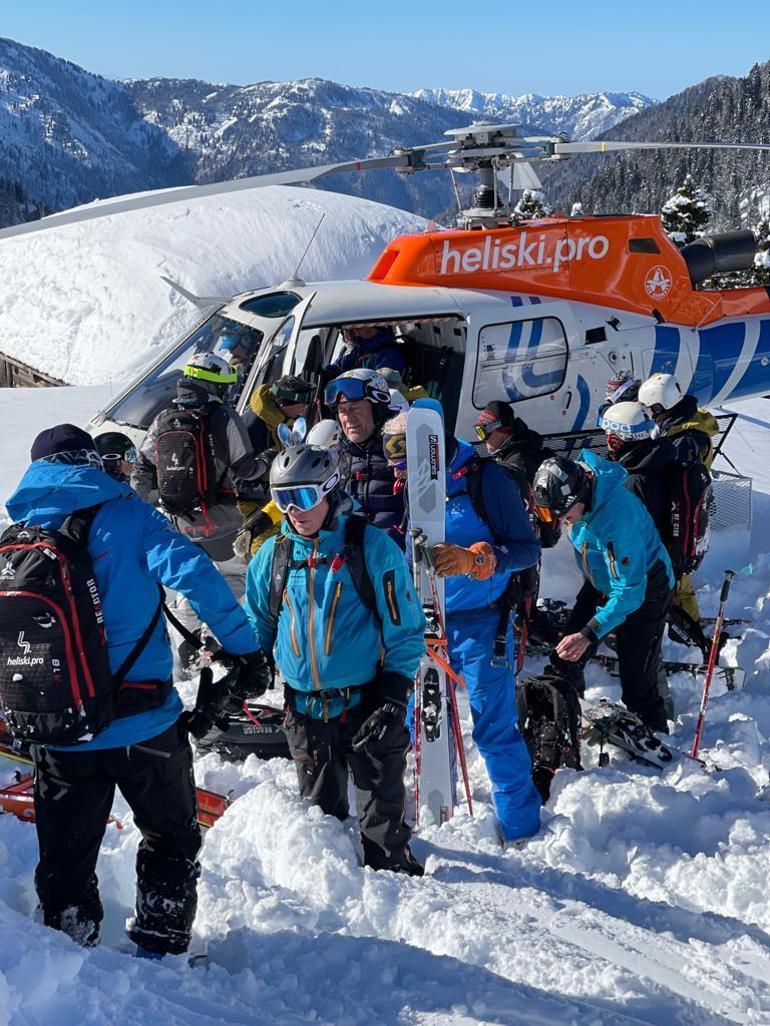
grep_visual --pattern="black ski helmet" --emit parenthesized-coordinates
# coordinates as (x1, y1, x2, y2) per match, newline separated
(532, 456, 589, 519)
(93, 431, 137, 481)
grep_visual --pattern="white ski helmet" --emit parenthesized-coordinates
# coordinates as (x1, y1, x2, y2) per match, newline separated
(637, 373, 683, 413)
(324, 368, 391, 407)
(306, 418, 343, 449)
(183, 351, 238, 386)
(600, 401, 657, 440)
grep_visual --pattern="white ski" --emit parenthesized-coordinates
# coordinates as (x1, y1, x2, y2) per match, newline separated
(407, 400, 453, 826)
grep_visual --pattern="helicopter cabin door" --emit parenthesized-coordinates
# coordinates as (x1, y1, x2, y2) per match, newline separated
(469, 303, 592, 438)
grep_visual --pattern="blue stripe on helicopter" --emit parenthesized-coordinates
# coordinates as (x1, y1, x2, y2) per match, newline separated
(564, 374, 592, 452)
(510, 296, 523, 307)
(702, 321, 746, 401)
(727, 319, 770, 400)
(650, 326, 681, 376)
(502, 319, 564, 398)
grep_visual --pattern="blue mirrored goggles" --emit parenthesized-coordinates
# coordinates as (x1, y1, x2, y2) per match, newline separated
(324, 378, 390, 407)
(272, 473, 339, 513)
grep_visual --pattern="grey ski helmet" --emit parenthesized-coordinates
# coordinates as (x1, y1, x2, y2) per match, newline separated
(269, 444, 341, 512)
(532, 456, 589, 521)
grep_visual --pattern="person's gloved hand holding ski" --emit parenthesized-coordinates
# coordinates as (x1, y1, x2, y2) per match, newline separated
(432, 541, 497, 580)
(182, 649, 272, 738)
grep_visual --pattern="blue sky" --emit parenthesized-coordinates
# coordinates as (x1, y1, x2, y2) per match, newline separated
(2, 0, 767, 99)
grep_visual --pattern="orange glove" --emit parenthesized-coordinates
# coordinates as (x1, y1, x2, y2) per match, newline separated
(432, 541, 497, 580)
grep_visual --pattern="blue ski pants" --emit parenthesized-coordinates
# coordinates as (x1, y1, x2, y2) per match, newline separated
(447, 609, 541, 841)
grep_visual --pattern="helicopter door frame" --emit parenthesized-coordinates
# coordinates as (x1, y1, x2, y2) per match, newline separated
(280, 291, 317, 379)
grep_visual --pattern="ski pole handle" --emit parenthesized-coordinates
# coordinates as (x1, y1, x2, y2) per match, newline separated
(720, 570, 736, 605)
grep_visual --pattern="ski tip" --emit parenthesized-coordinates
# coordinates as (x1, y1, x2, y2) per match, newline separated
(411, 397, 445, 419)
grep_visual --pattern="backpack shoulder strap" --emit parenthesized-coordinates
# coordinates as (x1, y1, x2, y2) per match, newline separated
(59, 504, 105, 546)
(268, 533, 293, 628)
(464, 458, 499, 541)
(343, 515, 379, 623)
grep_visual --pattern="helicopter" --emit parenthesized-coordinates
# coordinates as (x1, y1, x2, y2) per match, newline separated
(2, 121, 770, 447)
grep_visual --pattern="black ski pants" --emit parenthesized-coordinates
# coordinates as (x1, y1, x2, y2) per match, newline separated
(32, 719, 202, 955)
(553, 564, 673, 733)
(284, 692, 411, 867)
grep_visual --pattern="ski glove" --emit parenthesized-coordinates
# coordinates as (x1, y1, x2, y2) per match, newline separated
(351, 701, 407, 753)
(226, 648, 273, 708)
(432, 541, 497, 581)
(180, 665, 231, 739)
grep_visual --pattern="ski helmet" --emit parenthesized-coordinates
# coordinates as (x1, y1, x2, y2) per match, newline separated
(324, 368, 391, 408)
(183, 352, 237, 398)
(532, 456, 589, 522)
(388, 388, 409, 414)
(93, 431, 138, 481)
(604, 370, 640, 405)
(600, 402, 657, 442)
(269, 444, 341, 513)
(637, 373, 683, 413)
(306, 419, 343, 449)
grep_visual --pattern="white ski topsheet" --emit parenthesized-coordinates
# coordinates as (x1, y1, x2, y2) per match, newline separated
(3, 398, 770, 1024)
(406, 400, 453, 826)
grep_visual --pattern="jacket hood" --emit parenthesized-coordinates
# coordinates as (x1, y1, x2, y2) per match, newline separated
(664, 393, 698, 428)
(494, 425, 544, 458)
(6, 462, 132, 523)
(615, 436, 677, 472)
(578, 448, 628, 521)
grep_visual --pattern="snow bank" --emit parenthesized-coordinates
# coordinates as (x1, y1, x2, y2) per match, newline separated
(0, 187, 426, 387)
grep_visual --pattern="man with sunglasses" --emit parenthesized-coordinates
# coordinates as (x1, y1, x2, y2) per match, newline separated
(325, 369, 406, 547)
(243, 443, 426, 875)
(533, 452, 674, 733)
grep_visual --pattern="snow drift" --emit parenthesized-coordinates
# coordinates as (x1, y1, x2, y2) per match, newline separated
(0, 187, 426, 388)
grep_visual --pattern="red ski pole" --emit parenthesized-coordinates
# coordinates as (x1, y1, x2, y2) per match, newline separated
(691, 570, 735, 759)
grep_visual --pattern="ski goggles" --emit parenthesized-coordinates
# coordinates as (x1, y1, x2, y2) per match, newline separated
(272, 471, 340, 513)
(35, 449, 105, 470)
(533, 504, 557, 524)
(324, 377, 390, 407)
(100, 445, 138, 465)
(474, 418, 503, 441)
(382, 432, 407, 470)
(270, 381, 312, 405)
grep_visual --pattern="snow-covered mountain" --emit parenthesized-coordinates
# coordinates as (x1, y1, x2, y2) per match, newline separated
(0, 37, 186, 213)
(412, 88, 656, 141)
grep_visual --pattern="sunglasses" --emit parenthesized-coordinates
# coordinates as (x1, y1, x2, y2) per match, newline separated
(272, 472, 340, 513)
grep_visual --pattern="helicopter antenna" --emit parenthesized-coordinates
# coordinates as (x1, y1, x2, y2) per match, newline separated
(284, 212, 326, 287)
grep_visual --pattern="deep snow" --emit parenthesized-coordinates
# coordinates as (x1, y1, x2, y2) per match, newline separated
(2, 385, 770, 1025)
(0, 187, 425, 388)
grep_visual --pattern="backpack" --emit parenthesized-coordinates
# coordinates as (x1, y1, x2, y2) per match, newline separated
(155, 405, 219, 516)
(666, 459, 713, 578)
(0, 508, 163, 745)
(267, 514, 379, 631)
(516, 672, 582, 802)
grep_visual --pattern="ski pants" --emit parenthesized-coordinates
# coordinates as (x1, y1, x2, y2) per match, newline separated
(283, 690, 412, 867)
(553, 567, 673, 733)
(32, 720, 202, 955)
(447, 608, 541, 842)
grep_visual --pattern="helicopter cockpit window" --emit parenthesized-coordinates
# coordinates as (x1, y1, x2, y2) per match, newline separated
(102, 312, 264, 430)
(238, 291, 300, 319)
(474, 317, 568, 408)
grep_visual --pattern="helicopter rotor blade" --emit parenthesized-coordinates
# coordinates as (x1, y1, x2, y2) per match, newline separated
(0, 151, 428, 243)
(553, 140, 770, 156)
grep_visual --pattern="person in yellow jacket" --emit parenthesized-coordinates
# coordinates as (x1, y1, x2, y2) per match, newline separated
(638, 373, 720, 623)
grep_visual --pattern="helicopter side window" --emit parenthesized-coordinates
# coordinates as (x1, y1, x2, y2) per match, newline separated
(474, 317, 568, 408)
(102, 312, 263, 430)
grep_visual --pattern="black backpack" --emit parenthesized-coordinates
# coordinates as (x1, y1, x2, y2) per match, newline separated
(155, 406, 219, 516)
(0, 508, 163, 745)
(267, 514, 379, 631)
(666, 459, 713, 578)
(517, 672, 582, 802)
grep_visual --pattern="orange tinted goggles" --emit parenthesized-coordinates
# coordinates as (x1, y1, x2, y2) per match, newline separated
(534, 505, 556, 524)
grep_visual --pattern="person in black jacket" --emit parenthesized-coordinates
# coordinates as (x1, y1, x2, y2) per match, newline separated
(325, 368, 405, 547)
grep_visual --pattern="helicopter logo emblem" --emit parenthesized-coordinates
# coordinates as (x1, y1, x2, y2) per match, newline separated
(644, 265, 673, 299)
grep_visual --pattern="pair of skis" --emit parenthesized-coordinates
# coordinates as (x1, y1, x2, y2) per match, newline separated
(407, 400, 473, 827)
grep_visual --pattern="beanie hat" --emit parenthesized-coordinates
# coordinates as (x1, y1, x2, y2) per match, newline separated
(31, 424, 98, 462)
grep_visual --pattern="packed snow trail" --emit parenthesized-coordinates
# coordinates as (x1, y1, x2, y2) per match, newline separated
(3, 390, 770, 1024)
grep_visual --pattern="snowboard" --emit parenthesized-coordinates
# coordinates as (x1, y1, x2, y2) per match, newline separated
(589, 652, 745, 692)
(407, 399, 453, 826)
(582, 700, 687, 770)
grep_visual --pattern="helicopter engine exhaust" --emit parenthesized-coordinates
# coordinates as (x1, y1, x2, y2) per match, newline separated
(681, 229, 757, 285)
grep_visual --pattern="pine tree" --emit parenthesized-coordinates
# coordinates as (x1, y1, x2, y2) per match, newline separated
(661, 174, 712, 245)
(570, 201, 584, 217)
(753, 215, 770, 285)
(514, 189, 550, 220)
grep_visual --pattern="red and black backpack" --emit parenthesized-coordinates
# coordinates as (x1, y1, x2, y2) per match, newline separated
(155, 406, 219, 517)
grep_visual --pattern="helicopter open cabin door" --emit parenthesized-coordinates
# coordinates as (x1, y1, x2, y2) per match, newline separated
(469, 302, 595, 438)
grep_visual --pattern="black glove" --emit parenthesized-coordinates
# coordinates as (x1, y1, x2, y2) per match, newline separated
(351, 701, 406, 753)
(225, 649, 273, 709)
(180, 666, 231, 740)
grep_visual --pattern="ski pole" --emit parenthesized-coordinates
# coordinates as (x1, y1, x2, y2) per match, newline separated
(691, 570, 735, 759)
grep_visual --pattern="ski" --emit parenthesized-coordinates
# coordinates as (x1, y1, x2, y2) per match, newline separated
(407, 399, 453, 826)
(582, 700, 700, 770)
(0, 729, 231, 829)
(589, 653, 746, 691)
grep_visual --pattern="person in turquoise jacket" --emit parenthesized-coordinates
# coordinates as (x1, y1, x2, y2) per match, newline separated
(533, 449, 675, 732)
(244, 443, 426, 876)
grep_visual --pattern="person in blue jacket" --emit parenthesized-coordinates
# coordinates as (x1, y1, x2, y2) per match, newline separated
(244, 443, 426, 876)
(4, 424, 269, 957)
(385, 413, 543, 843)
(329, 325, 407, 376)
(532, 450, 675, 733)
